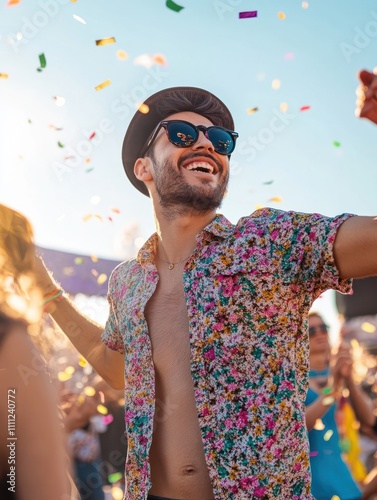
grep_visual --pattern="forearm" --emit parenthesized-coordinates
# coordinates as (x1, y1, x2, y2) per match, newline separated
(346, 377, 375, 427)
(305, 392, 334, 431)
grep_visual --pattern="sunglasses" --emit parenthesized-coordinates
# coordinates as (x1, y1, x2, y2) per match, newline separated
(143, 120, 239, 156)
(309, 323, 329, 337)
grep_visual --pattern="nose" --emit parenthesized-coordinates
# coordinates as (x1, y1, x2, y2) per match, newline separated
(192, 129, 215, 152)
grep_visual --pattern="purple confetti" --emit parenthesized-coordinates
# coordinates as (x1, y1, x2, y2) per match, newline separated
(239, 11, 258, 19)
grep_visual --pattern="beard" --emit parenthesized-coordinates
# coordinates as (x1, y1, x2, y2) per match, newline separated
(148, 150, 229, 219)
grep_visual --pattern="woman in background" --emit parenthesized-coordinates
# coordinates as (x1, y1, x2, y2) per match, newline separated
(0, 204, 74, 500)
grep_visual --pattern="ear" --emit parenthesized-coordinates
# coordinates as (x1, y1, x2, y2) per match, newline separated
(134, 158, 153, 183)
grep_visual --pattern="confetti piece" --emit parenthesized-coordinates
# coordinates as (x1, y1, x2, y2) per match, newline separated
(302, 1, 309, 8)
(263, 180, 274, 185)
(58, 371, 73, 382)
(78, 356, 88, 367)
(108, 472, 123, 484)
(65, 366, 75, 375)
(0, 73, 9, 79)
(37, 53, 46, 72)
(314, 419, 325, 431)
(138, 103, 150, 114)
(88, 131, 96, 140)
(166, 0, 184, 12)
(280, 102, 289, 113)
(73, 14, 86, 24)
(153, 54, 167, 66)
(134, 54, 155, 68)
(300, 105, 311, 111)
(70, 0, 77, 2)
(96, 37, 116, 46)
(239, 11, 257, 19)
(323, 430, 333, 441)
(268, 196, 283, 203)
(116, 49, 128, 60)
(332, 141, 341, 147)
(309, 451, 319, 457)
(84, 386, 96, 396)
(57, 141, 64, 148)
(97, 273, 108, 285)
(91, 255, 99, 262)
(53, 95, 65, 106)
(91, 195, 101, 205)
(110, 207, 120, 214)
(247, 107, 259, 115)
(74, 257, 84, 264)
(7, 0, 20, 5)
(111, 487, 124, 500)
(97, 404, 108, 415)
(283, 52, 295, 61)
(361, 322, 376, 333)
(49, 124, 63, 131)
(103, 414, 114, 426)
(272, 79, 281, 90)
(85, 158, 91, 164)
(331, 496, 340, 500)
(86, 167, 94, 173)
(95, 79, 111, 91)
(278, 11, 286, 20)
(91, 269, 99, 277)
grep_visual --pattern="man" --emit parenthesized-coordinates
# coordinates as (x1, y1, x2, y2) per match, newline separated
(36, 69, 377, 500)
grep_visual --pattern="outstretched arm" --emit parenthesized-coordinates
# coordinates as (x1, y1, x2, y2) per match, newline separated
(34, 254, 124, 389)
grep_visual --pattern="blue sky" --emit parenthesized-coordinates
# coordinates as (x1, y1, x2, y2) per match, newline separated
(1, 0, 376, 330)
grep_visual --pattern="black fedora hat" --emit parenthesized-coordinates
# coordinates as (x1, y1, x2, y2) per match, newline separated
(121, 86, 234, 197)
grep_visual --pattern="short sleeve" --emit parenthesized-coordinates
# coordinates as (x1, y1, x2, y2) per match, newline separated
(101, 270, 125, 355)
(263, 209, 355, 297)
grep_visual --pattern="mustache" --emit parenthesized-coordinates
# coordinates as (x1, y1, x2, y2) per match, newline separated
(178, 152, 223, 173)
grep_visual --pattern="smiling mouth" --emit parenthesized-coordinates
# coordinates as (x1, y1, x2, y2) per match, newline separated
(184, 161, 214, 174)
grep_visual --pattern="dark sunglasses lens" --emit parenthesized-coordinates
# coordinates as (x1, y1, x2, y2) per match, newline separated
(166, 122, 197, 147)
(309, 324, 328, 337)
(207, 127, 235, 154)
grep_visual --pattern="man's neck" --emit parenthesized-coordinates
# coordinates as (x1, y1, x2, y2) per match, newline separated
(154, 209, 217, 262)
(309, 352, 329, 372)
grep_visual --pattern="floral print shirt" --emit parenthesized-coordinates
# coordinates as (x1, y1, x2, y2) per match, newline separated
(102, 208, 353, 500)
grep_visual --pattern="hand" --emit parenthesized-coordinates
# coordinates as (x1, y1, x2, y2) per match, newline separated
(331, 343, 353, 389)
(355, 69, 377, 124)
(32, 252, 56, 294)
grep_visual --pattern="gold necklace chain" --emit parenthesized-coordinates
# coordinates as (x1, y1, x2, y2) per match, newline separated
(158, 254, 191, 270)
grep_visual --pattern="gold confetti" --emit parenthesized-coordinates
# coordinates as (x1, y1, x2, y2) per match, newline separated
(247, 107, 259, 115)
(95, 79, 111, 91)
(361, 322, 376, 333)
(116, 49, 128, 60)
(7, 0, 20, 5)
(97, 273, 108, 285)
(84, 386, 96, 396)
(153, 53, 167, 66)
(331, 496, 340, 500)
(65, 366, 75, 375)
(112, 487, 124, 500)
(280, 102, 289, 113)
(0, 73, 9, 79)
(58, 371, 73, 382)
(268, 196, 283, 203)
(138, 103, 150, 114)
(97, 404, 108, 415)
(278, 11, 286, 20)
(96, 37, 116, 46)
(272, 79, 281, 90)
(324, 430, 333, 441)
(78, 356, 88, 367)
(91, 255, 99, 262)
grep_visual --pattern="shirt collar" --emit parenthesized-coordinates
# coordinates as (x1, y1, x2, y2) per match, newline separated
(136, 214, 235, 266)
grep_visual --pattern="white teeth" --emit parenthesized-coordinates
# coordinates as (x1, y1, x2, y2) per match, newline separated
(185, 162, 214, 174)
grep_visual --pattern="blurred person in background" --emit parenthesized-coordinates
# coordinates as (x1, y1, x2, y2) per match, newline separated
(0, 204, 76, 500)
(306, 312, 377, 500)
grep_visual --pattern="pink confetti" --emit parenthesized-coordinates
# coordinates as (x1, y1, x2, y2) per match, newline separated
(283, 52, 295, 60)
(89, 131, 96, 140)
(300, 105, 311, 111)
(239, 11, 257, 19)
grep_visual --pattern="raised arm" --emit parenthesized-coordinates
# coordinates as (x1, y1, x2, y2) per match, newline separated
(333, 215, 377, 279)
(34, 254, 124, 389)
